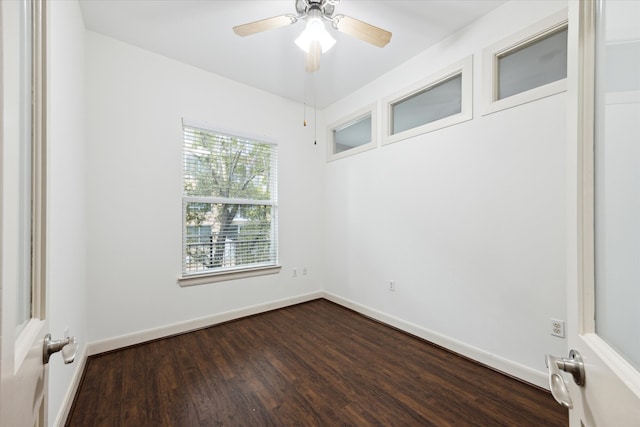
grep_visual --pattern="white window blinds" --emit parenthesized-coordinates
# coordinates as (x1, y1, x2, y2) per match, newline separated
(182, 122, 278, 276)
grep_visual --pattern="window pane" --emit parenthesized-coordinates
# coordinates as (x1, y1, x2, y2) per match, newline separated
(183, 128, 273, 200)
(497, 26, 568, 100)
(184, 202, 276, 274)
(333, 114, 371, 154)
(594, 0, 640, 370)
(391, 74, 462, 135)
(605, 41, 640, 93)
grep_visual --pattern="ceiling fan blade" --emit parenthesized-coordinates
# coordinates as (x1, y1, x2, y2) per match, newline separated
(233, 14, 297, 37)
(333, 15, 392, 48)
(305, 41, 321, 72)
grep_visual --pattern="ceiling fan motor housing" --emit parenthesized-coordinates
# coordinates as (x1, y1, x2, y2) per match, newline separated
(296, 0, 337, 19)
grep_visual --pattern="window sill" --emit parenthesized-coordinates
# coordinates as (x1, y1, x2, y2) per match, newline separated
(481, 79, 567, 116)
(178, 265, 282, 287)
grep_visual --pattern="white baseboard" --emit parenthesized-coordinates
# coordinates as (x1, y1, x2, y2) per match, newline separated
(53, 344, 89, 427)
(79, 288, 546, 414)
(87, 291, 324, 356)
(321, 291, 548, 390)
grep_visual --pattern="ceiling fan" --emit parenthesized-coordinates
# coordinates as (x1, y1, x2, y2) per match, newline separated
(232, 0, 392, 72)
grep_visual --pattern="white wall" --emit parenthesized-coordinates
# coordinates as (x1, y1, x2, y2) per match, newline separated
(322, 0, 568, 387)
(47, 0, 88, 424)
(78, 0, 572, 403)
(84, 32, 325, 345)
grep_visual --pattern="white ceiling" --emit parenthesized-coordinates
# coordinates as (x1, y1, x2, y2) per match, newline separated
(79, 0, 507, 109)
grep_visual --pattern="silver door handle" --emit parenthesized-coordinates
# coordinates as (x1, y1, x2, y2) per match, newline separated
(43, 333, 78, 364)
(545, 349, 585, 409)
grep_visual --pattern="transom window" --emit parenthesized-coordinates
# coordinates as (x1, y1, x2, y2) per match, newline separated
(390, 74, 462, 135)
(327, 104, 377, 161)
(333, 114, 372, 154)
(482, 10, 568, 114)
(382, 56, 473, 145)
(496, 26, 568, 100)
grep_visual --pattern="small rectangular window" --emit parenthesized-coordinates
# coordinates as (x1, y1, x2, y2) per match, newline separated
(333, 115, 372, 154)
(391, 74, 462, 135)
(382, 56, 473, 145)
(482, 10, 568, 115)
(180, 122, 279, 284)
(497, 26, 568, 100)
(327, 104, 377, 161)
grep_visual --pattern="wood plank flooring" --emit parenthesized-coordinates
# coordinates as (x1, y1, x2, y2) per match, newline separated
(66, 299, 567, 426)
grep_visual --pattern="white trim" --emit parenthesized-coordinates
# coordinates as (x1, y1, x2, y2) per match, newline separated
(577, 0, 596, 337)
(52, 345, 88, 427)
(322, 292, 548, 389)
(483, 79, 567, 115)
(32, 0, 47, 324)
(83, 291, 547, 390)
(582, 333, 640, 398)
(382, 56, 473, 146)
(606, 90, 640, 106)
(482, 10, 568, 115)
(87, 291, 323, 356)
(326, 103, 377, 162)
(181, 117, 278, 146)
(178, 264, 282, 287)
(14, 319, 46, 372)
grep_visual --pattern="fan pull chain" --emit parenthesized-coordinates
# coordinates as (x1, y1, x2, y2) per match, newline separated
(313, 72, 317, 145)
(302, 67, 317, 145)
(303, 73, 308, 127)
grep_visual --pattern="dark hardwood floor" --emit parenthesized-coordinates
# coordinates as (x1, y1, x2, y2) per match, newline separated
(66, 299, 567, 426)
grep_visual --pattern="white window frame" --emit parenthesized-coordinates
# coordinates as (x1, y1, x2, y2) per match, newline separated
(482, 10, 568, 115)
(382, 56, 473, 146)
(327, 103, 377, 162)
(178, 120, 280, 286)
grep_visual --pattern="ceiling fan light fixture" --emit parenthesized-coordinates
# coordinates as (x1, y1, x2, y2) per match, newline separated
(295, 16, 336, 53)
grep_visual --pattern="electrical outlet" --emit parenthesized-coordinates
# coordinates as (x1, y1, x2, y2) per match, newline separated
(292, 268, 297, 277)
(550, 318, 565, 338)
(302, 267, 308, 275)
(388, 280, 396, 292)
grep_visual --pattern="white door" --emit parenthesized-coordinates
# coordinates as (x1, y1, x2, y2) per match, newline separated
(1, 0, 49, 425)
(555, 1, 640, 426)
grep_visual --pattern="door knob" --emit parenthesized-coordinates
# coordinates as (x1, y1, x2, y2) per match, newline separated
(545, 349, 585, 409)
(43, 333, 79, 364)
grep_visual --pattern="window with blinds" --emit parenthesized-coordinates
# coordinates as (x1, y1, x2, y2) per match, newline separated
(182, 122, 278, 277)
